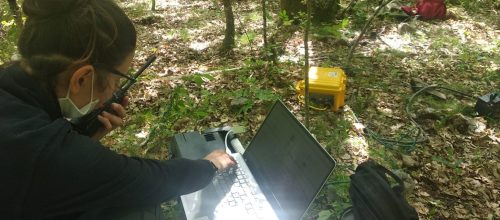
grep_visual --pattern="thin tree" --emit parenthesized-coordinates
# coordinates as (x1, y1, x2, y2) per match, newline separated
(338, 0, 358, 19)
(346, 0, 393, 65)
(221, 0, 235, 52)
(303, 0, 312, 128)
(262, 0, 268, 51)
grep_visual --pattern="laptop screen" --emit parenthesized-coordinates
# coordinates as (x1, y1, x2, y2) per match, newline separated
(244, 101, 336, 220)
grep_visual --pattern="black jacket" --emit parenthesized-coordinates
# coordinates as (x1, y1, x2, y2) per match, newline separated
(0, 64, 216, 219)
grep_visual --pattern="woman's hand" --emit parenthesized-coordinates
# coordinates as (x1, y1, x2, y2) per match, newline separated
(91, 96, 129, 141)
(203, 150, 236, 171)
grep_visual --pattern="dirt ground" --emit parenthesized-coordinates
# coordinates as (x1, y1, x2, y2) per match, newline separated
(104, 0, 499, 219)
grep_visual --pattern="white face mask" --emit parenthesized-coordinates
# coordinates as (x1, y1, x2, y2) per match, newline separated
(58, 73, 100, 120)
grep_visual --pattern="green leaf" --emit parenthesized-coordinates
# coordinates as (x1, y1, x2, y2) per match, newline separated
(317, 210, 333, 220)
(191, 75, 204, 86)
(202, 74, 215, 81)
(340, 18, 349, 28)
(239, 32, 256, 45)
(1, 19, 15, 27)
(230, 124, 247, 134)
(278, 10, 292, 26)
(255, 89, 277, 101)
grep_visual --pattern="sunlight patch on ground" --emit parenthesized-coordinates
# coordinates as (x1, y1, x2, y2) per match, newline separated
(447, 21, 497, 52)
(357, 18, 500, 61)
(378, 33, 412, 51)
(135, 130, 149, 139)
(189, 41, 210, 51)
(342, 105, 370, 166)
(158, 0, 181, 7)
(279, 54, 301, 63)
(279, 32, 315, 63)
(155, 0, 207, 8)
(369, 25, 429, 54)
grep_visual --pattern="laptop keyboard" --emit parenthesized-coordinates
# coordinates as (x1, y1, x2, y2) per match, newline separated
(212, 158, 267, 218)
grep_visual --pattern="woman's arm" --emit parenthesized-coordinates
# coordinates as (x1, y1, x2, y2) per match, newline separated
(28, 132, 216, 218)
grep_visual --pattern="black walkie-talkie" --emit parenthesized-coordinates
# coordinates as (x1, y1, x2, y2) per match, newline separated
(72, 55, 157, 136)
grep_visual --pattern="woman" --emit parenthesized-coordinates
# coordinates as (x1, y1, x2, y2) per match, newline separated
(0, 0, 235, 219)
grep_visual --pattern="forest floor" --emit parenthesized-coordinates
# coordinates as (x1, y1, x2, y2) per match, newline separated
(107, 0, 499, 219)
(2, 0, 498, 219)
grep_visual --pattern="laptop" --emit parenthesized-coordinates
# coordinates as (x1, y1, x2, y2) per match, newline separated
(171, 100, 336, 220)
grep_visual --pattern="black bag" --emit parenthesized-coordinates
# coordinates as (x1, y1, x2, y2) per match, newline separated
(347, 160, 419, 220)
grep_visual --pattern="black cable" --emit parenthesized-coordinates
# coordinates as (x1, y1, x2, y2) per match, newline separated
(360, 84, 478, 153)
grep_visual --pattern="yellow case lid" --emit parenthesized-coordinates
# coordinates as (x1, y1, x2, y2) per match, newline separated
(307, 67, 346, 91)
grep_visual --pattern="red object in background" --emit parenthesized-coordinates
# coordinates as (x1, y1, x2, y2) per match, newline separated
(401, 0, 447, 20)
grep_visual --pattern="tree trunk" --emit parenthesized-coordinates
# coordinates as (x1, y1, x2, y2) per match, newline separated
(311, 0, 340, 23)
(7, 0, 23, 29)
(221, 0, 235, 52)
(280, 0, 340, 23)
(151, 0, 156, 11)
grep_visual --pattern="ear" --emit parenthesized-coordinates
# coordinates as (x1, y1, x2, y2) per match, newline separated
(68, 65, 95, 94)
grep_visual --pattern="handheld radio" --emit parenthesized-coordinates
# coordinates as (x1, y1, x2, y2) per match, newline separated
(72, 55, 157, 136)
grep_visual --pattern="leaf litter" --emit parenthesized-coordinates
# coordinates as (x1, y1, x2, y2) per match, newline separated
(101, 0, 500, 219)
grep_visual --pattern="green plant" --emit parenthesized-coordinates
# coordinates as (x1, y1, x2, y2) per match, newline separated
(313, 18, 349, 39)
(122, 2, 149, 18)
(309, 164, 353, 219)
(247, 11, 260, 22)
(180, 28, 191, 42)
(367, 143, 402, 168)
(326, 117, 350, 153)
(0, 6, 20, 65)
(460, 0, 498, 13)
(350, 2, 369, 28)
(432, 155, 463, 175)
(430, 146, 463, 176)
(327, 180, 351, 212)
(238, 31, 256, 46)
(142, 86, 197, 151)
(229, 73, 279, 114)
(349, 93, 374, 113)
(278, 10, 293, 26)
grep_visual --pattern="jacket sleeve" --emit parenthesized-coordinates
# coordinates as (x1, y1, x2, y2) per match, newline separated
(28, 129, 216, 217)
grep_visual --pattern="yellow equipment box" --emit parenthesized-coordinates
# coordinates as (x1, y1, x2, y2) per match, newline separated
(296, 67, 347, 111)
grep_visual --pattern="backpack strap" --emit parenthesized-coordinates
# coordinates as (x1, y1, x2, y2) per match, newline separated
(372, 162, 405, 194)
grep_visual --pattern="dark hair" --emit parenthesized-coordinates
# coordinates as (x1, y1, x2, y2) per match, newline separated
(18, 0, 136, 89)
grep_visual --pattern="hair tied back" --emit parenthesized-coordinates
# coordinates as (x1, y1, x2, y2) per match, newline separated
(22, 0, 91, 20)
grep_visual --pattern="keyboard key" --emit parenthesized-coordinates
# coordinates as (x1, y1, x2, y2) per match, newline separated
(212, 157, 268, 217)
